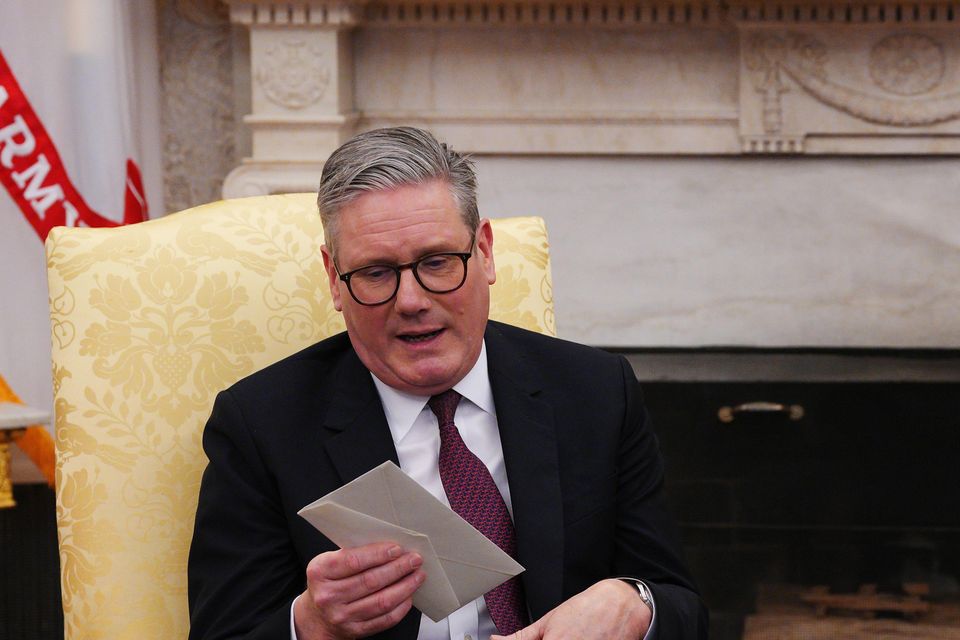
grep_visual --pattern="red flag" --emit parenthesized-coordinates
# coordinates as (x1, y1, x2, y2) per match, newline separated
(0, 48, 146, 242)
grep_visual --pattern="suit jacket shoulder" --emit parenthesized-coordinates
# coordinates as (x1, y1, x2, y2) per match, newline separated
(484, 320, 635, 395)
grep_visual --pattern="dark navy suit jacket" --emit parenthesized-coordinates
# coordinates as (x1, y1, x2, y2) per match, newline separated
(188, 321, 708, 639)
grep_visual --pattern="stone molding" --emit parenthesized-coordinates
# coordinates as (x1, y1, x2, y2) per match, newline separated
(226, 1, 960, 28)
(730, 1, 960, 24)
(227, 1, 367, 27)
(223, 0, 960, 196)
(222, 161, 326, 197)
(363, 1, 721, 26)
(738, 24, 960, 154)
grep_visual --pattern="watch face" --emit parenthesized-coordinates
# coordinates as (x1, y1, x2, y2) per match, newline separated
(635, 581, 652, 606)
(620, 578, 652, 606)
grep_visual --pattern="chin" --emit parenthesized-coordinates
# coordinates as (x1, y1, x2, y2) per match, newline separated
(402, 365, 461, 392)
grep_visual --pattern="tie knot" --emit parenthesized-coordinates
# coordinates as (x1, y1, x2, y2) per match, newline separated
(428, 389, 462, 426)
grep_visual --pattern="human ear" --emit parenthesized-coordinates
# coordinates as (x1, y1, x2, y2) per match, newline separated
(320, 244, 344, 312)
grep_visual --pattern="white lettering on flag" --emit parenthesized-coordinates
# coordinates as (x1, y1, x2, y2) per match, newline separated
(0, 114, 36, 169)
(11, 154, 64, 219)
(62, 201, 87, 227)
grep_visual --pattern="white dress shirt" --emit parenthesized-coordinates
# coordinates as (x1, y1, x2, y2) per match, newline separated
(375, 341, 506, 640)
(291, 341, 654, 640)
(291, 342, 504, 640)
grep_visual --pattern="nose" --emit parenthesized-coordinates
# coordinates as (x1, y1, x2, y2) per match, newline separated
(393, 267, 431, 314)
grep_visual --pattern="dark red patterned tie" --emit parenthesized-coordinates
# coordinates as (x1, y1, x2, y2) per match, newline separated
(428, 390, 527, 635)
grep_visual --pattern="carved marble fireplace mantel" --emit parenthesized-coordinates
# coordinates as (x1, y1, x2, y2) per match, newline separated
(223, 0, 960, 195)
(221, 1, 960, 350)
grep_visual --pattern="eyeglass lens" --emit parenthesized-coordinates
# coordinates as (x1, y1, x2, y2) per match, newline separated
(348, 253, 468, 305)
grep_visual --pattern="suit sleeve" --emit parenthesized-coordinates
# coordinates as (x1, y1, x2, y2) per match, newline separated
(613, 356, 709, 639)
(188, 389, 304, 640)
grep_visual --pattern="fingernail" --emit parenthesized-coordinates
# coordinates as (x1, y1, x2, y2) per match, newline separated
(387, 545, 401, 558)
(410, 554, 423, 569)
(416, 570, 426, 584)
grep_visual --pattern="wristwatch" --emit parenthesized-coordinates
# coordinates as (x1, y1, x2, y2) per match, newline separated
(619, 578, 654, 613)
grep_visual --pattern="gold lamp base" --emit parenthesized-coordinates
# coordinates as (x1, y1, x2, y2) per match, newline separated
(0, 429, 25, 509)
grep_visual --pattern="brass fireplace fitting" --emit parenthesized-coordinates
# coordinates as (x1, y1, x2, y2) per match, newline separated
(718, 401, 805, 423)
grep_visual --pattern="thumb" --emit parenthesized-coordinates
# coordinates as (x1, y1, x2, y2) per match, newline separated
(491, 616, 545, 640)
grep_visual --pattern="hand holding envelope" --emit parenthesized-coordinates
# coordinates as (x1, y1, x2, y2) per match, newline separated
(298, 461, 525, 622)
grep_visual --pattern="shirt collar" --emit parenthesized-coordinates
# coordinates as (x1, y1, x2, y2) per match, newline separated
(371, 340, 495, 443)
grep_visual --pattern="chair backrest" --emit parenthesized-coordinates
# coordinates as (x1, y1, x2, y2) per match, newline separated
(45, 193, 554, 640)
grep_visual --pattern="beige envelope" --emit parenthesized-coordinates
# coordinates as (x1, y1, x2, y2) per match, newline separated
(297, 461, 525, 622)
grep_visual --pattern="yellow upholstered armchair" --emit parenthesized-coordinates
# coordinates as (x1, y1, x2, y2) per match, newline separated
(45, 193, 554, 640)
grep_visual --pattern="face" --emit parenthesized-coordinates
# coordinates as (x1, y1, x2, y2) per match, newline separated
(321, 180, 497, 396)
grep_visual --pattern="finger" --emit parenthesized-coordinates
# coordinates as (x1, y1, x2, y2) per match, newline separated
(492, 616, 544, 640)
(341, 589, 417, 638)
(308, 553, 422, 615)
(309, 542, 404, 581)
(337, 552, 423, 603)
(337, 567, 426, 626)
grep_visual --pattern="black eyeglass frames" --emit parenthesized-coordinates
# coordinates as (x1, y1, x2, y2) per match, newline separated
(335, 238, 476, 306)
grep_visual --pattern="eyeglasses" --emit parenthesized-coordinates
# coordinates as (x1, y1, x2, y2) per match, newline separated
(336, 239, 475, 306)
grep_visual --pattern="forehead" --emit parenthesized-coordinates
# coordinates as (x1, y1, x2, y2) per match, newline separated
(335, 181, 470, 262)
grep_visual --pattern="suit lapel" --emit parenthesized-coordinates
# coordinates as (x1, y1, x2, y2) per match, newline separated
(485, 323, 564, 619)
(321, 350, 400, 483)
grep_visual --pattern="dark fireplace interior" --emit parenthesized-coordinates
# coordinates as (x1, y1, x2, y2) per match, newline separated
(634, 349, 960, 640)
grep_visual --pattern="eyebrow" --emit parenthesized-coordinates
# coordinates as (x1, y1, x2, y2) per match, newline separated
(345, 236, 473, 269)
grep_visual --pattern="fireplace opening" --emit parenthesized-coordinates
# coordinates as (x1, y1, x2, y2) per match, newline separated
(627, 349, 960, 640)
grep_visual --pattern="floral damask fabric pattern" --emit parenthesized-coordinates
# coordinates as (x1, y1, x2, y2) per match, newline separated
(46, 193, 554, 640)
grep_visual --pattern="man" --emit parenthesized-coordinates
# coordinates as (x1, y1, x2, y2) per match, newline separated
(188, 127, 707, 639)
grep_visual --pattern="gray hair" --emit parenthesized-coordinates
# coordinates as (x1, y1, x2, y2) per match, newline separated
(316, 127, 479, 252)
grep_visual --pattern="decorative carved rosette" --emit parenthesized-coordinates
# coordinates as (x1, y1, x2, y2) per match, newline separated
(255, 40, 330, 109)
(869, 34, 945, 96)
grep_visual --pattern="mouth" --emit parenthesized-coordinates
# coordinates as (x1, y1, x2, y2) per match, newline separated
(398, 329, 444, 344)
